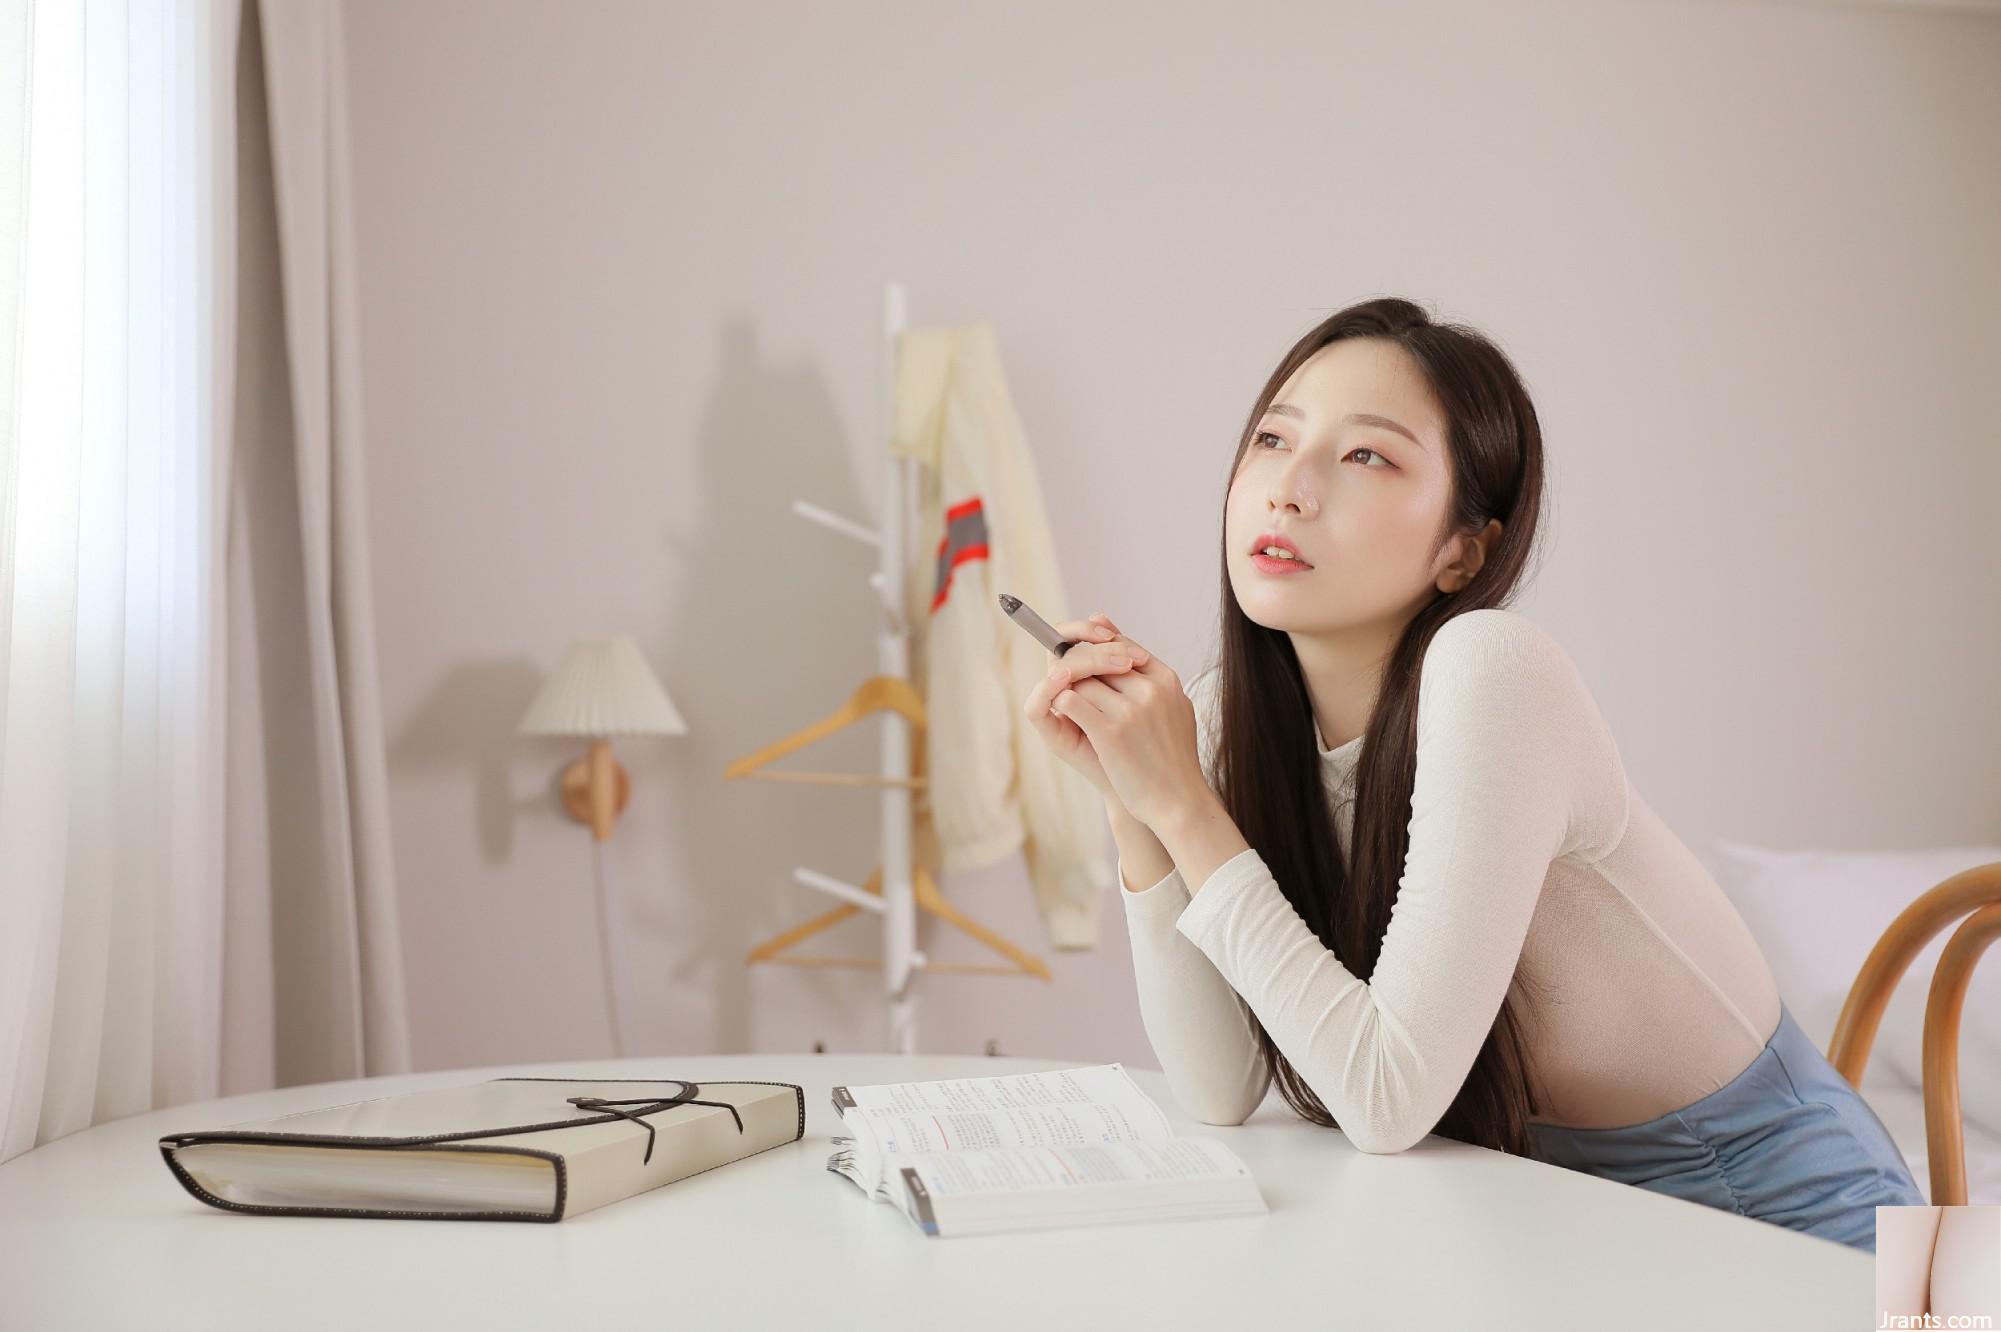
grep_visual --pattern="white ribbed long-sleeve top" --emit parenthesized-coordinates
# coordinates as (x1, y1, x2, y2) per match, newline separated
(1121, 608, 1781, 1152)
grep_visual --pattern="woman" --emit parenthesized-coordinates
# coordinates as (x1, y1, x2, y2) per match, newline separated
(1022, 296, 1924, 1252)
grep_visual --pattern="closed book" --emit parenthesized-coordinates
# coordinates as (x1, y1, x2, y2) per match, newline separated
(159, 1076, 804, 1222)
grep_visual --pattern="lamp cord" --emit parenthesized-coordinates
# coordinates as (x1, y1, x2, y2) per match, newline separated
(592, 836, 627, 1058)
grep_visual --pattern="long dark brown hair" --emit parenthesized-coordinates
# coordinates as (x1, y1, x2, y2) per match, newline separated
(1214, 296, 1554, 1157)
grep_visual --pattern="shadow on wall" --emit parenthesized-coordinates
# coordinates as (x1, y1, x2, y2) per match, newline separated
(644, 314, 900, 1054)
(386, 314, 912, 1058)
(389, 658, 548, 866)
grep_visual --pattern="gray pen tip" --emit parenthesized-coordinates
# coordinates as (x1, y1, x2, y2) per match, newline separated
(996, 593, 1020, 614)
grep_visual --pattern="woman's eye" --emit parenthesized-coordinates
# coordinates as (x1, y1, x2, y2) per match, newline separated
(1251, 431, 1392, 469)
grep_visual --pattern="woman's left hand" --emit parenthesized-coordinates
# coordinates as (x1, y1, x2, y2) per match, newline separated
(1045, 638, 1209, 831)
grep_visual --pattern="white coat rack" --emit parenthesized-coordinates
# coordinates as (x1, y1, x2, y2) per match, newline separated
(784, 280, 923, 1053)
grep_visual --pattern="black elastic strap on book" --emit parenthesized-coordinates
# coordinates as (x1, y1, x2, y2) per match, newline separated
(565, 1082, 744, 1165)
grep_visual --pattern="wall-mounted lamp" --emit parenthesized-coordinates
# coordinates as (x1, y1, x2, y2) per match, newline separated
(517, 634, 684, 1057)
(517, 635, 687, 839)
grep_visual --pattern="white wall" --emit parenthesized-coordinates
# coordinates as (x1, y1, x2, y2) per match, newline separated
(340, 0, 2001, 1073)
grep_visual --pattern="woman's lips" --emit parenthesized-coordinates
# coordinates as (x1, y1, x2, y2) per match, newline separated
(1250, 552, 1312, 575)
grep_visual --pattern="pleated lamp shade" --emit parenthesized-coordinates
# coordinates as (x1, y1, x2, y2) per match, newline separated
(518, 635, 688, 738)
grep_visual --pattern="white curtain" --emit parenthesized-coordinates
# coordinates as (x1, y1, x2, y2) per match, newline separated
(219, 0, 411, 1095)
(0, 0, 410, 1168)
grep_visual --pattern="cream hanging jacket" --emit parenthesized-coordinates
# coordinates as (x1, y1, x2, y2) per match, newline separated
(891, 320, 1112, 949)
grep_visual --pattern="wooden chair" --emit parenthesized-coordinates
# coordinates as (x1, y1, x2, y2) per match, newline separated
(1825, 861, 2001, 1205)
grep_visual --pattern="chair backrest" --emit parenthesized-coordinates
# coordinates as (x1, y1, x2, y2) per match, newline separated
(1825, 862, 2001, 1206)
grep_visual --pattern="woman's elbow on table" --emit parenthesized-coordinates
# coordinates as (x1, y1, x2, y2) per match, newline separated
(1172, 1079, 1265, 1127)
(1183, 1094, 1260, 1127)
(1162, 1056, 1272, 1127)
(1341, 1116, 1431, 1155)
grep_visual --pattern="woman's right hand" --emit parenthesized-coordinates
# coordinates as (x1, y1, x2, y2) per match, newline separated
(1021, 612, 1151, 810)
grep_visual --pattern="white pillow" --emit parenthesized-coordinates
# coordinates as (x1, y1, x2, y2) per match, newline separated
(1705, 839, 2001, 1136)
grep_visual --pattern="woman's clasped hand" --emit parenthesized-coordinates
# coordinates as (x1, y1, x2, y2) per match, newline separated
(1019, 611, 1207, 829)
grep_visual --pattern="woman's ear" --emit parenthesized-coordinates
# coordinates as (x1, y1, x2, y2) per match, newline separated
(1437, 518, 1503, 593)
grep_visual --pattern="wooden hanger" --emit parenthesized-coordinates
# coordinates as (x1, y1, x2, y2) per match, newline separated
(724, 675, 928, 788)
(745, 863, 1050, 980)
(728, 673, 1048, 980)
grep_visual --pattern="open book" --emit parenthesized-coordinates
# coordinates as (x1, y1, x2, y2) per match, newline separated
(825, 1062, 1266, 1237)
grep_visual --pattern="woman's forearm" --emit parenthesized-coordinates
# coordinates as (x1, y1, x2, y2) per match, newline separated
(1113, 800, 1274, 1125)
(1109, 805, 1174, 892)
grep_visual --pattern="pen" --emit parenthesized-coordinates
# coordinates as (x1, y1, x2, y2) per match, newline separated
(997, 593, 1079, 657)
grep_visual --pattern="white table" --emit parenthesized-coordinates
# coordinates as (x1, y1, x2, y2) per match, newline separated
(0, 1053, 1872, 1330)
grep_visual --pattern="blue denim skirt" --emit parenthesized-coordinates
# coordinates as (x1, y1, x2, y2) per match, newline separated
(1527, 1001, 1925, 1253)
